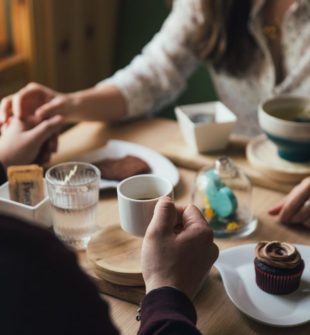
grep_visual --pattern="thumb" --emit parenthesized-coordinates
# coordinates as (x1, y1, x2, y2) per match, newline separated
(147, 197, 177, 236)
(26, 115, 64, 144)
(35, 96, 66, 121)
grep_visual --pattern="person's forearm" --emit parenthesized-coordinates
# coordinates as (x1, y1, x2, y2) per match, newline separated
(66, 84, 128, 122)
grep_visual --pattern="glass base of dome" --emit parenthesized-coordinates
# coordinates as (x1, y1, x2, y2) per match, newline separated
(212, 217, 258, 239)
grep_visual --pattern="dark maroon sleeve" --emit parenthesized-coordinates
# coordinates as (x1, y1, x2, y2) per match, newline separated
(138, 287, 202, 335)
(0, 162, 6, 184)
(0, 214, 119, 335)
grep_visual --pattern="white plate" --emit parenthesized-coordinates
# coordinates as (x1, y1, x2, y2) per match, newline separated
(74, 140, 179, 189)
(214, 244, 310, 327)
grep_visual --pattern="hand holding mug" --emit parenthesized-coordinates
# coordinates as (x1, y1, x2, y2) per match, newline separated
(141, 197, 219, 300)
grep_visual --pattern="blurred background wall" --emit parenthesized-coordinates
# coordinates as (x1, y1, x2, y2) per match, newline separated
(0, 0, 217, 119)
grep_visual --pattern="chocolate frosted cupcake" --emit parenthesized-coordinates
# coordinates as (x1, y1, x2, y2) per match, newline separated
(254, 241, 304, 295)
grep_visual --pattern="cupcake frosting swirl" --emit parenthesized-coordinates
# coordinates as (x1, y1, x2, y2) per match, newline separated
(255, 241, 301, 269)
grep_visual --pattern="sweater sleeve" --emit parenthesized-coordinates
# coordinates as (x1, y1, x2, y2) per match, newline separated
(97, 0, 203, 119)
(138, 287, 202, 335)
(0, 214, 119, 335)
(0, 162, 7, 184)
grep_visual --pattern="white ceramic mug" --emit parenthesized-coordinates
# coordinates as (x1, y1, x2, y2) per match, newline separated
(117, 174, 173, 237)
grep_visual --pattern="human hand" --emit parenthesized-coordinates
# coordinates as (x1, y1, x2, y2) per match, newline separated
(141, 197, 219, 300)
(0, 115, 63, 168)
(269, 177, 310, 228)
(0, 82, 71, 125)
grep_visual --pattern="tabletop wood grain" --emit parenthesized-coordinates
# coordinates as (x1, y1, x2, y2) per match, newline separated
(51, 118, 310, 335)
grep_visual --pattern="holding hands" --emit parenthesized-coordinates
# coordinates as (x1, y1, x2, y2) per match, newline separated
(0, 115, 63, 167)
(0, 82, 69, 125)
(0, 83, 65, 167)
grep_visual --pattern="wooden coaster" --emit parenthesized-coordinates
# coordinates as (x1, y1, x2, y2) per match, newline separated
(246, 135, 310, 183)
(87, 225, 144, 286)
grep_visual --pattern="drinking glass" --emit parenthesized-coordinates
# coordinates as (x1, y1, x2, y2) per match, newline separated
(46, 162, 100, 250)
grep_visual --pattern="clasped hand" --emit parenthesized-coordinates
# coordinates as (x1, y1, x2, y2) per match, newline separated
(0, 83, 64, 167)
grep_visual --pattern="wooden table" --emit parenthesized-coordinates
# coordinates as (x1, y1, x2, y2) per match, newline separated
(51, 118, 310, 335)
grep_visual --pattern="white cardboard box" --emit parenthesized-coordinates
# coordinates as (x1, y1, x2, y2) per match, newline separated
(0, 180, 51, 228)
(175, 102, 237, 153)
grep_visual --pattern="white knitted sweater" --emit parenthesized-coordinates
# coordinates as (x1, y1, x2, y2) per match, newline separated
(99, 0, 310, 136)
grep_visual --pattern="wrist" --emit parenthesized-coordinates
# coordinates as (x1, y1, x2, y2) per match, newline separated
(145, 276, 188, 298)
(62, 92, 80, 120)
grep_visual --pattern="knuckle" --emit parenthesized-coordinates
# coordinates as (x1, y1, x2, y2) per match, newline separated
(41, 120, 52, 131)
(1, 96, 11, 106)
(53, 95, 66, 105)
(198, 224, 214, 242)
(27, 82, 39, 90)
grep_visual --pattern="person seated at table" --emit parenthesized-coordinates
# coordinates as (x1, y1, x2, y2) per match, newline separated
(0, 114, 219, 334)
(1, 0, 309, 137)
(0, 0, 309, 225)
(0, 194, 219, 334)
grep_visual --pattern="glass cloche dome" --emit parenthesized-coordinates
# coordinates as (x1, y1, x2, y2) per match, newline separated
(192, 156, 257, 238)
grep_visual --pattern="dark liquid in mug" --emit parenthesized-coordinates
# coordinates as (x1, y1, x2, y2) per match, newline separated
(269, 108, 310, 123)
(136, 197, 155, 200)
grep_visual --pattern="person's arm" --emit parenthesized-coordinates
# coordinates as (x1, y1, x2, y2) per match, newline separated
(0, 0, 201, 124)
(269, 177, 310, 228)
(139, 287, 199, 335)
(0, 213, 119, 335)
(96, 0, 201, 120)
(139, 197, 219, 335)
(0, 83, 127, 125)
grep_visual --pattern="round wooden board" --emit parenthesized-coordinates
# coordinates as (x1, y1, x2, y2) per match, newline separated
(87, 225, 144, 286)
(246, 135, 310, 183)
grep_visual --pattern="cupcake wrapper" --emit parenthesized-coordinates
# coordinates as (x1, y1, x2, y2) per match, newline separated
(255, 261, 304, 295)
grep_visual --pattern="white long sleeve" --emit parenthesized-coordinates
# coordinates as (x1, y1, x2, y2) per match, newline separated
(98, 0, 310, 137)
(98, 0, 202, 117)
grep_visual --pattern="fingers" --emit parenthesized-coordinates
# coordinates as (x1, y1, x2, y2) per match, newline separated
(181, 204, 214, 243)
(12, 83, 47, 120)
(147, 197, 177, 236)
(268, 198, 286, 215)
(0, 95, 13, 125)
(26, 115, 64, 145)
(290, 200, 310, 223)
(279, 178, 310, 224)
(35, 96, 67, 121)
(182, 204, 208, 228)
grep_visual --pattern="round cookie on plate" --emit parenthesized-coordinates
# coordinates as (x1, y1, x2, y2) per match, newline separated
(254, 241, 305, 295)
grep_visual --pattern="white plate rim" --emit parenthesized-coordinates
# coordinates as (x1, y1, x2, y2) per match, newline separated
(214, 243, 310, 327)
(73, 139, 180, 189)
